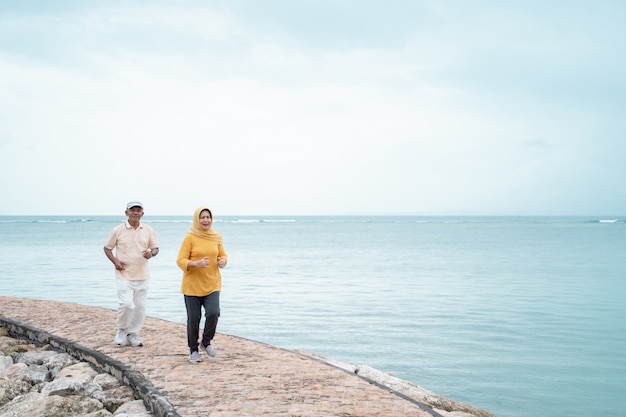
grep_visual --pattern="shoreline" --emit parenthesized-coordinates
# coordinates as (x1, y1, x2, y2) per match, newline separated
(0, 296, 495, 417)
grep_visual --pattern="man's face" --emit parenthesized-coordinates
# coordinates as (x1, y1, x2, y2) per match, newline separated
(126, 206, 144, 221)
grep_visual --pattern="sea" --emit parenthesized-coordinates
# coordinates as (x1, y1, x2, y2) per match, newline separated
(0, 215, 624, 417)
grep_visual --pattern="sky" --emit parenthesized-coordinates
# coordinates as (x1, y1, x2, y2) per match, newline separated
(1, 1, 625, 216)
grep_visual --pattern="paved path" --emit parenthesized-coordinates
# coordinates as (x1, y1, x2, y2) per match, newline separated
(1, 296, 438, 417)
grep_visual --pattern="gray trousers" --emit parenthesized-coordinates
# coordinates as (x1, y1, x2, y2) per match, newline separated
(184, 292, 220, 353)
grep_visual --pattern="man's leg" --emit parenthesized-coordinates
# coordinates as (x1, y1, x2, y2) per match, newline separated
(127, 279, 149, 336)
(115, 279, 134, 344)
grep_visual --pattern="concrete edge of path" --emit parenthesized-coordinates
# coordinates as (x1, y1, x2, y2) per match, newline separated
(1, 314, 445, 417)
(219, 332, 445, 417)
(0, 316, 179, 417)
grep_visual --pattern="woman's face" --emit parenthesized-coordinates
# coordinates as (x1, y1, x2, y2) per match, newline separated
(199, 210, 212, 230)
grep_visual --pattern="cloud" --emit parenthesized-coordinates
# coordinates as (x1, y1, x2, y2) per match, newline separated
(1, 1, 625, 215)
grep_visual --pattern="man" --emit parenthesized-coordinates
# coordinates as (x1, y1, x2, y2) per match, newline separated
(104, 201, 159, 347)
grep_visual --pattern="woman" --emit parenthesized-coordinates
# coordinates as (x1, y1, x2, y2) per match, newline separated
(176, 207, 228, 362)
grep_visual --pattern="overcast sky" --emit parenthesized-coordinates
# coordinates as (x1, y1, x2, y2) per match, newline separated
(1, 1, 625, 216)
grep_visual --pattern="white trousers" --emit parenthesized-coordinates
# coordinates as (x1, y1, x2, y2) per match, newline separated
(115, 278, 149, 335)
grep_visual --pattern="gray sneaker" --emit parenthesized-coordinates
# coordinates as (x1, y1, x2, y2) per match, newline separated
(127, 334, 143, 347)
(201, 344, 217, 358)
(114, 329, 127, 345)
(189, 351, 202, 362)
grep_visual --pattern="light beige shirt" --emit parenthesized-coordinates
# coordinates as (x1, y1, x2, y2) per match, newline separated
(104, 221, 159, 281)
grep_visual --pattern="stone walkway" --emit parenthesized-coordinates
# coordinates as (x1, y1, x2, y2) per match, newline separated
(0, 296, 439, 417)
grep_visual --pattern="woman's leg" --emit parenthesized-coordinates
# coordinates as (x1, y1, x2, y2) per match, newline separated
(200, 291, 220, 347)
(184, 295, 203, 352)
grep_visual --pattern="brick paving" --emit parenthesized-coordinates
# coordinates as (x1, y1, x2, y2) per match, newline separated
(0, 296, 437, 417)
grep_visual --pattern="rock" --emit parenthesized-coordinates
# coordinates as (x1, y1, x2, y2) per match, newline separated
(42, 362, 98, 396)
(15, 363, 49, 384)
(16, 349, 58, 366)
(0, 391, 45, 416)
(89, 384, 136, 413)
(0, 336, 152, 417)
(37, 394, 106, 416)
(42, 351, 76, 379)
(0, 362, 28, 379)
(0, 378, 32, 407)
(94, 373, 123, 391)
(113, 399, 151, 416)
(0, 355, 13, 372)
(0, 392, 106, 417)
(0, 331, 31, 356)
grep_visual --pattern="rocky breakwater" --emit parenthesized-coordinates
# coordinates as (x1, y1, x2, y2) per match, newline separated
(0, 327, 151, 417)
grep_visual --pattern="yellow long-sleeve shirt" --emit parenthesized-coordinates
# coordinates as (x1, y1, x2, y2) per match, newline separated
(176, 233, 228, 297)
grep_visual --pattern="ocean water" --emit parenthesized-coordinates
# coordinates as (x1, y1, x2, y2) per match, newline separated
(0, 215, 625, 417)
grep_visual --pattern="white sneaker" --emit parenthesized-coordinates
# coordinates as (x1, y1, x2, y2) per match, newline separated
(189, 351, 202, 362)
(127, 334, 143, 347)
(201, 344, 217, 358)
(114, 329, 127, 345)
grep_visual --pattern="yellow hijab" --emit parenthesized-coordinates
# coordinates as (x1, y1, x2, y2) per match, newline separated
(189, 207, 223, 242)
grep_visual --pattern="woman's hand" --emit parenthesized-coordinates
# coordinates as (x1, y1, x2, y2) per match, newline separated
(189, 257, 210, 269)
(217, 257, 227, 268)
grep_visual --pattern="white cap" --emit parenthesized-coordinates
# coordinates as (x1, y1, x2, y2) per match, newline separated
(126, 201, 144, 210)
